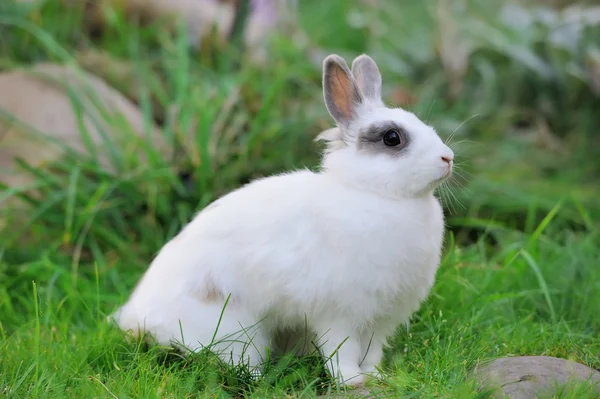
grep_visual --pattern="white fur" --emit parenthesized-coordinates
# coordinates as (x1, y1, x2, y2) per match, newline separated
(113, 54, 454, 386)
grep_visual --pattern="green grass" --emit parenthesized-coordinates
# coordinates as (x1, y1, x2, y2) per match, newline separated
(1, 0, 599, 397)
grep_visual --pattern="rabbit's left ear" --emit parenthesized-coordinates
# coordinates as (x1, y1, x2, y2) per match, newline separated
(323, 55, 364, 127)
(351, 54, 382, 104)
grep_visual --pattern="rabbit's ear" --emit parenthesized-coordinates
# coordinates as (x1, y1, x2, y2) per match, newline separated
(323, 55, 363, 127)
(351, 54, 382, 103)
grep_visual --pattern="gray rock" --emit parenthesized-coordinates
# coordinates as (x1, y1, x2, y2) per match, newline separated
(473, 356, 600, 399)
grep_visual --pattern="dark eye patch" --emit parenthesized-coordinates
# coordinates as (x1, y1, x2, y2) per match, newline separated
(357, 121, 410, 155)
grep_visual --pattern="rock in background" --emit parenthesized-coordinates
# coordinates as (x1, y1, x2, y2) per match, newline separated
(473, 356, 600, 399)
(0, 63, 170, 211)
(0, 0, 302, 229)
(93, 0, 300, 63)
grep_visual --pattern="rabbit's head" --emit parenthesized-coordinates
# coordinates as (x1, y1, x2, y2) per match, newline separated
(318, 54, 454, 198)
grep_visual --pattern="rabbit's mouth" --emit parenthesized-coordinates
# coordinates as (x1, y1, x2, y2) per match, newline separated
(443, 166, 453, 178)
(421, 171, 452, 194)
(439, 160, 454, 179)
(433, 167, 453, 185)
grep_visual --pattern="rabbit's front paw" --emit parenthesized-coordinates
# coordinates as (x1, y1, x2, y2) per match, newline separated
(336, 366, 366, 387)
(360, 366, 383, 382)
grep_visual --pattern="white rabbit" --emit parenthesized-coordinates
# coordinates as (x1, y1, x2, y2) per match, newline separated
(112, 54, 454, 386)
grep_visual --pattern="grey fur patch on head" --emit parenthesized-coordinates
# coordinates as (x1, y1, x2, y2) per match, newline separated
(351, 54, 382, 103)
(322, 55, 363, 127)
(357, 121, 411, 156)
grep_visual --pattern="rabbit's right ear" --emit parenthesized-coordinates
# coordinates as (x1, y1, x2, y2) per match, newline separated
(323, 55, 363, 127)
(351, 54, 382, 104)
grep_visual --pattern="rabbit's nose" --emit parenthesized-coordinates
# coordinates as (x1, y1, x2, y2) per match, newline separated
(440, 146, 454, 166)
(441, 155, 453, 165)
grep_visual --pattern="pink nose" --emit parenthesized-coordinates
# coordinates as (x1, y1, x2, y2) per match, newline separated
(441, 155, 453, 165)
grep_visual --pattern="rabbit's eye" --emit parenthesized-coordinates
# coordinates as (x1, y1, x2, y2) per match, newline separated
(383, 130, 402, 146)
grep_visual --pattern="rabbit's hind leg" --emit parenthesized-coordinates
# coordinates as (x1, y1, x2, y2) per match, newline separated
(177, 299, 269, 371)
(114, 291, 268, 371)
